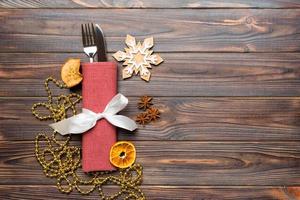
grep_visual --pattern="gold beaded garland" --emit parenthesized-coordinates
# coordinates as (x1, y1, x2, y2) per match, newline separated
(32, 77, 145, 199)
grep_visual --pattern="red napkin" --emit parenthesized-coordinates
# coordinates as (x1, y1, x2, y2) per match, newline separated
(82, 62, 117, 172)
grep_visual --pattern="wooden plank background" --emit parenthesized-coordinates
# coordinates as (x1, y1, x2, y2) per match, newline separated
(0, 0, 300, 199)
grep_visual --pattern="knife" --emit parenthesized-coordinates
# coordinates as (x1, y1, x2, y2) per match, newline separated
(94, 24, 107, 62)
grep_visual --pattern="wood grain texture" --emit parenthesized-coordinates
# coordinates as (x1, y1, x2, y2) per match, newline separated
(1, 185, 300, 200)
(1, 53, 300, 97)
(0, 9, 299, 53)
(0, 2, 299, 199)
(0, 141, 299, 186)
(1, 97, 300, 141)
(1, 0, 300, 8)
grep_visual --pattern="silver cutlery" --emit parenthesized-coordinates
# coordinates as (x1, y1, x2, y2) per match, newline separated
(94, 24, 107, 62)
(81, 23, 97, 63)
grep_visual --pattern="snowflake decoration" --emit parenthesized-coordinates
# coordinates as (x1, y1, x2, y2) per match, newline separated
(113, 35, 163, 82)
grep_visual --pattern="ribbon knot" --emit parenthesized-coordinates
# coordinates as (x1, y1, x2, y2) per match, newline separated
(49, 94, 137, 136)
(96, 113, 105, 120)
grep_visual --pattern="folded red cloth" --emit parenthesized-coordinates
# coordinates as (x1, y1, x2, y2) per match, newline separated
(82, 62, 117, 172)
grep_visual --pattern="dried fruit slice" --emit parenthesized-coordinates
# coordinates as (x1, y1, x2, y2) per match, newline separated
(110, 141, 136, 169)
(61, 58, 82, 88)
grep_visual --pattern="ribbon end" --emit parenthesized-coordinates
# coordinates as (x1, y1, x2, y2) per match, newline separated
(49, 122, 70, 136)
(129, 124, 138, 131)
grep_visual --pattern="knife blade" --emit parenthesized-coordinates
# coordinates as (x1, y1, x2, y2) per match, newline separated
(94, 24, 107, 62)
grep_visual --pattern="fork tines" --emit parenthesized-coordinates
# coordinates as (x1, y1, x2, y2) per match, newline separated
(81, 23, 97, 62)
(81, 23, 96, 47)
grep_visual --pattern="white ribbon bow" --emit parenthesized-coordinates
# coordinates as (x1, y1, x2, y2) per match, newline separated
(49, 93, 137, 135)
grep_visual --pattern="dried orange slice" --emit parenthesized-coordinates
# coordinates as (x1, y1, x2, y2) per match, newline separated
(61, 58, 82, 88)
(110, 141, 136, 168)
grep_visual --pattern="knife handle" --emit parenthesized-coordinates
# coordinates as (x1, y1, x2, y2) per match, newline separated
(95, 24, 107, 62)
(98, 51, 107, 62)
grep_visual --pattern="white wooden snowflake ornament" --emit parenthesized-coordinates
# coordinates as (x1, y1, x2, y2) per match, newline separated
(113, 35, 163, 82)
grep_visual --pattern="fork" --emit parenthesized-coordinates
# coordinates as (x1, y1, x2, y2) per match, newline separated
(81, 23, 97, 63)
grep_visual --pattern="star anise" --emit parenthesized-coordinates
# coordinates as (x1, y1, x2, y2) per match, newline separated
(135, 112, 150, 125)
(147, 107, 160, 121)
(138, 96, 153, 110)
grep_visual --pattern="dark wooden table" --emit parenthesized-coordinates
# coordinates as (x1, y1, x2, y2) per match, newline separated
(1, 1, 300, 199)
